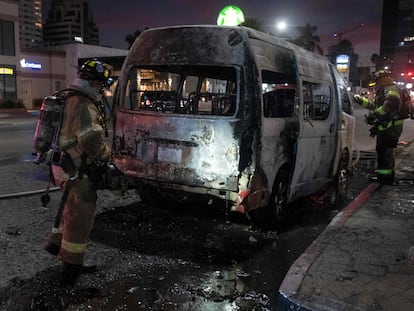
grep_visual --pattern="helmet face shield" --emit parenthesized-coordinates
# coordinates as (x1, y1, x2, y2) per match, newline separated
(79, 59, 113, 87)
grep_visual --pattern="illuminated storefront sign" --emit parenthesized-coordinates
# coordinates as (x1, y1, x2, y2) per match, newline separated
(336, 54, 349, 73)
(217, 5, 245, 26)
(336, 54, 350, 81)
(20, 58, 42, 70)
(0, 67, 14, 75)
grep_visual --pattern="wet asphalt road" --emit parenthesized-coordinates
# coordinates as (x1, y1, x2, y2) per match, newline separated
(0, 155, 372, 310)
(0, 112, 374, 310)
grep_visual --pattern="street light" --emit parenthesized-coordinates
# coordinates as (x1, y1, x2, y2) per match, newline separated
(276, 21, 287, 32)
(274, 20, 296, 39)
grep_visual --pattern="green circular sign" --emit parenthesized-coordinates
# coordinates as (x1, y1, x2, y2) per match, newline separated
(217, 5, 245, 26)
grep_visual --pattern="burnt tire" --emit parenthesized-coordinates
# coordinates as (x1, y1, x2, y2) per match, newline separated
(250, 170, 289, 229)
(328, 151, 350, 207)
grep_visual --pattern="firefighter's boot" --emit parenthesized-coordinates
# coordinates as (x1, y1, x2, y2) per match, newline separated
(44, 242, 60, 256)
(369, 171, 395, 185)
(61, 262, 97, 286)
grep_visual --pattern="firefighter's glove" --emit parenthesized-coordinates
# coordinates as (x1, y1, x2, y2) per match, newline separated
(89, 161, 124, 191)
(364, 112, 376, 125)
(103, 162, 124, 191)
(353, 94, 363, 105)
(369, 125, 379, 138)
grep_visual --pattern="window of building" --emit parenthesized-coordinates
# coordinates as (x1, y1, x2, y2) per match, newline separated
(0, 20, 15, 56)
(399, 0, 411, 9)
(0, 65, 17, 100)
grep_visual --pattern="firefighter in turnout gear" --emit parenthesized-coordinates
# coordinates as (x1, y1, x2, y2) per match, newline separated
(354, 69, 404, 185)
(43, 59, 113, 285)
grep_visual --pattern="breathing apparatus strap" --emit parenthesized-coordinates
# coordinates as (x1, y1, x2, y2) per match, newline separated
(78, 153, 88, 180)
(97, 88, 111, 138)
(40, 165, 56, 208)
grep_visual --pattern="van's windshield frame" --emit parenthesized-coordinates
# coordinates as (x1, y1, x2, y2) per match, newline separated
(121, 65, 239, 117)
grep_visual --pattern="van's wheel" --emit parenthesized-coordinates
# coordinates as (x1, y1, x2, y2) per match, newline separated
(268, 170, 289, 221)
(136, 189, 151, 204)
(328, 151, 349, 206)
(250, 170, 289, 228)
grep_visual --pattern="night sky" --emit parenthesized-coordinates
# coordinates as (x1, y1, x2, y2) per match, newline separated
(42, 0, 382, 66)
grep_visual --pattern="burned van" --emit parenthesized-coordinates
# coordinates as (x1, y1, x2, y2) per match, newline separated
(112, 25, 355, 224)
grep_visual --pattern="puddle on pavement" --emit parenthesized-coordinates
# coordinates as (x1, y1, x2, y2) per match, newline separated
(65, 267, 271, 310)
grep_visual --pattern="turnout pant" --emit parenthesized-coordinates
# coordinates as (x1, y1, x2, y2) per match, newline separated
(46, 177, 97, 265)
(376, 124, 403, 178)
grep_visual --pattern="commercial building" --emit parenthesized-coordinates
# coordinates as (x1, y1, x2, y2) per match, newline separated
(19, 44, 127, 109)
(0, 0, 20, 104)
(43, 0, 99, 46)
(1, 0, 127, 110)
(19, 0, 43, 48)
(380, 0, 414, 83)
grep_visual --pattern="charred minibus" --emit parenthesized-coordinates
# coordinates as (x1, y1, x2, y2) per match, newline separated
(112, 25, 355, 225)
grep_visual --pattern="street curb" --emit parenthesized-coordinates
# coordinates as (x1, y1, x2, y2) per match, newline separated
(276, 181, 380, 310)
(276, 141, 414, 310)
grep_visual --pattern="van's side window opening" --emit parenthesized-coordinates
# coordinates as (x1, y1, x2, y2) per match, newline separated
(339, 85, 352, 114)
(303, 81, 331, 120)
(261, 70, 296, 118)
(123, 65, 238, 116)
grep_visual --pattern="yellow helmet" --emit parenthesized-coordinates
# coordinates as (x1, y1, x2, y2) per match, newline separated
(373, 69, 392, 81)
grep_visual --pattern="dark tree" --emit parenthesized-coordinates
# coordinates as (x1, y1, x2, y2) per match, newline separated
(292, 23, 324, 55)
(241, 17, 263, 31)
(336, 39, 354, 54)
(125, 29, 147, 49)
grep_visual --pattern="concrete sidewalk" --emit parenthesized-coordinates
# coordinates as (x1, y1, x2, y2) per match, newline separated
(277, 143, 414, 310)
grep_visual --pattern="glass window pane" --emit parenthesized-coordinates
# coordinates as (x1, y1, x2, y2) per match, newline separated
(0, 65, 17, 100)
(1, 20, 15, 56)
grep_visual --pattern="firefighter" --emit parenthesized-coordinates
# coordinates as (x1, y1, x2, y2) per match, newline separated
(354, 69, 404, 185)
(44, 59, 113, 285)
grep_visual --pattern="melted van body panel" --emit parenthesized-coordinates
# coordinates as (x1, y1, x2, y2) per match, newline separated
(112, 25, 355, 215)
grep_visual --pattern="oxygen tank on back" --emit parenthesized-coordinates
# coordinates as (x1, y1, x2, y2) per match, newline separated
(33, 94, 65, 164)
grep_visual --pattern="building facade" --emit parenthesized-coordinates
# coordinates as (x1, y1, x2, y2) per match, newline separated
(0, 0, 20, 104)
(43, 0, 99, 46)
(19, 44, 127, 109)
(19, 0, 43, 48)
(0, 0, 127, 110)
(380, 0, 414, 84)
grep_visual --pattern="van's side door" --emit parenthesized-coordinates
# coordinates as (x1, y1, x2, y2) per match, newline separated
(289, 77, 338, 200)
